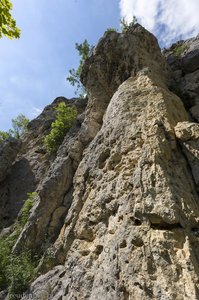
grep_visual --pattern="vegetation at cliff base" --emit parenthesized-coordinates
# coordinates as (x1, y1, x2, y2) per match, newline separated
(67, 39, 92, 96)
(0, 192, 38, 297)
(0, 0, 20, 39)
(44, 102, 77, 155)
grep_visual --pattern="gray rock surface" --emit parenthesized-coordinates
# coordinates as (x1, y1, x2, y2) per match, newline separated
(0, 97, 86, 230)
(0, 137, 21, 183)
(175, 121, 199, 191)
(164, 34, 199, 119)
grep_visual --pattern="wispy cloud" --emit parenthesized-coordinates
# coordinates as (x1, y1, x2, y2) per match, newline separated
(30, 107, 43, 118)
(119, 0, 199, 46)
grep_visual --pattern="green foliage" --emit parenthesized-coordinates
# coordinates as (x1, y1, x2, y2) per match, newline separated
(11, 114, 29, 139)
(0, 130, 10, 142)
(0, 114, 29, 143)
(67, 39, 92, 96)
(44, 102, 77, 155)
(120, 16, 137, 33)
(105, 28, 118, 33)
(7, 251, 37, 297)
(0, 192, 39, 296)
(0, 236, 37, 296)
(172, 44, 187, 57)
(20, 192, 37, 226)
(0, 238, 10, 289)
(67, 68, 83, 95)
(0, 0, 20, 39)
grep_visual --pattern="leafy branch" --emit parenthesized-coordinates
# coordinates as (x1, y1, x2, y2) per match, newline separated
(67, 39, 92, 97)
(0, 0, 20, 39)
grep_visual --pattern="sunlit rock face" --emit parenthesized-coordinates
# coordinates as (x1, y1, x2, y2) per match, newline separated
(2, 24, 199, 300)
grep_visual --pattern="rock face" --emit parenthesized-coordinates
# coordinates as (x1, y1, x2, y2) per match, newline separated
(0, 97, 86, 230)
(0, 137, 21, 183)
(1, 24, 199, 300)
(14, 24, 170, 254)
(163, 34, 199, 119)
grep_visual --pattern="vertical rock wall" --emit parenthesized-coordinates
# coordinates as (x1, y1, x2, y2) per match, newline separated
(1, 24, 199, 300)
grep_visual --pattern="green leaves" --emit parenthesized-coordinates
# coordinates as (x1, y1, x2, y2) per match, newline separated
(105, 28, 118, 33)
(120, 16, 138, 33)
(0, 130, 10, 142)
(20, 192, 37, 226)
(0, 235, 37, 295)
(44, 102, 77, 155)
(0, 192, 39, 294)
(67, 39, 92, 97)
(0, 0, 21, 39)
(11, 114, 29, 139)
(0, 114, 29, 142)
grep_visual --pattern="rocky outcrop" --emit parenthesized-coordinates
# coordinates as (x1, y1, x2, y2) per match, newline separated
(0, 97, 86, 231)
(163, 35, 199, 120)
(14, 24, 170, 255)
(2, 24, 199, 300)
(175, 121, 199, 191)
(80, 24, 170, 143)
(23, 70, 199, 300)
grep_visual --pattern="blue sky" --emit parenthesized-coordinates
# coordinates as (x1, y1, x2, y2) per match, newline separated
(0, 0, 120, 130)
(1, 0, 199, 131)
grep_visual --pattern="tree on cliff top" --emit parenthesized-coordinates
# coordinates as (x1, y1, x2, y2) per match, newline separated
(67, 39, 92, 97)
(0, 0, 20, 39)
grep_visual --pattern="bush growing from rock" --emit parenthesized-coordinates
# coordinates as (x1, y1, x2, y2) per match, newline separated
(44, 102, 77, 154)
(0, 131, 10, 142)
(0, 114, 29, 142)
(120, 16, 137, 33)
(105, 28, 118, 33)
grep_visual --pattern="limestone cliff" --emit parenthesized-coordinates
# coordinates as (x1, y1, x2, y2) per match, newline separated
(1, 24, 199, 300)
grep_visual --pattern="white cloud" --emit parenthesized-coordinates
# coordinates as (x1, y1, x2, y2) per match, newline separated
(119, 0, 199, 46)
(30, 107, 43, 118)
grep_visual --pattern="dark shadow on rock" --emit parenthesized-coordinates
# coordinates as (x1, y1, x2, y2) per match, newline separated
(0, 157, 36, 230)
(182, 49, 199, 74)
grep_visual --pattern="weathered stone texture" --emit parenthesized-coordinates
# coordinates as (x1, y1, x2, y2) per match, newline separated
(14, 24, 170, 255)
(2, 25, 199, 300)
(0, 97, 86, 231)
(164, 34, 199, 120)
(22, 72, 199, 300)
